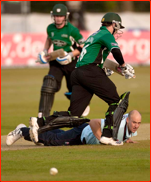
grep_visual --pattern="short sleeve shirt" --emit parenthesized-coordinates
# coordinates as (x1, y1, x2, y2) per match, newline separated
(76, 26, 119, 68)
(47, 22, 85, 52)
(81, 114, 137, 144)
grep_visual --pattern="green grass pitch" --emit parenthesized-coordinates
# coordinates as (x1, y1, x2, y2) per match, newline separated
(1, 66, 150, 181)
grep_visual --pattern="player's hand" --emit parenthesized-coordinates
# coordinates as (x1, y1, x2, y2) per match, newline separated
(43, 49, 48, 56)
(56, 52, 73, 65)
(36, 50, 48, 64)
(117, 64, 135, 79)
(42, 49, 52, 60)
(125, 139, 138, 143)
(124, 64, 135, 79)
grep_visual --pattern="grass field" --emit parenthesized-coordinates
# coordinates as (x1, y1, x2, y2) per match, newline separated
(1, 142, 150, 181)
(1, 66, 150, 181)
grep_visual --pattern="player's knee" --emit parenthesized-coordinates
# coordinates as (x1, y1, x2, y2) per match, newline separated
(41, 75, 59, 94)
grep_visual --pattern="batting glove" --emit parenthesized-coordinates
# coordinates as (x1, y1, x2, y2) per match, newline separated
(56, 52, 73, 65)
(124, 64, 135, 79)
(36, 50, 48, 64)
(117, 64, 135, 79)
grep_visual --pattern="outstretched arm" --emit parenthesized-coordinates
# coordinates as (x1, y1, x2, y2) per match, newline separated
(89, 119, 102, 140)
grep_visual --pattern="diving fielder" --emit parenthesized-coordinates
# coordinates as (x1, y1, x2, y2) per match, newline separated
(6, 110, 141, 146)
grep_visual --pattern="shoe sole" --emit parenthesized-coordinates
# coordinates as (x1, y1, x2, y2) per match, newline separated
(6, 124, 26, 146)
(29, 118, 39, 143)
(29, 128, 38, 143)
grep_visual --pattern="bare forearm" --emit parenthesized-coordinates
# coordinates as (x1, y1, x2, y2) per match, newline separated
(44, 36, 52, 51)
(89, 119, 102, 140)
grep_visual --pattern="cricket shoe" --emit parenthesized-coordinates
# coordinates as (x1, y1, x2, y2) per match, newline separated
(6, 124, 26, 146)
(100, 136, 123, 146)
(82, 105, 90, 117)
(29, 117, 39, 143)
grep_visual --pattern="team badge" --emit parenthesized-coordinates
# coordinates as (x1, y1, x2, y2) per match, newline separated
(51, 32, 54, 37)
(102, 18, 105, 22)
(57, 8, 61, 12)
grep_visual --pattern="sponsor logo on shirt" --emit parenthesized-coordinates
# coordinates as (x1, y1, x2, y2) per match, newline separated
(62, 34, 68, 38)
(53, 40, 67, 46)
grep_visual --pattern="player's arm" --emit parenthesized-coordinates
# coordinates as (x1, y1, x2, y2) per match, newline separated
(89, 119, 102, 140)
(56, 28, 85, 65)
(44, 36, 52, 50)
(111, 48, 135, 78)
(43, 36, 52, 57)
(73, 35, 85, 56)
(102, 34, 125, 67)
(111, 48, 125, 67)
(36, 36, 52, 64)
(71, 44, 84, 57)
(71, 28, 85, 56)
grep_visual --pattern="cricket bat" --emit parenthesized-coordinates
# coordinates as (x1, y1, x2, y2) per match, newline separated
(47, 49, 65, 62)
(103, 59, 123, 76)
(103, 59, 136, 78)
(36, 49, 65, 63)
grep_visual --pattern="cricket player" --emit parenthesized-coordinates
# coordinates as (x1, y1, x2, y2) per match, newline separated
(66, 12, 134, 145)
(82, 110, 141, 144)
(6, 110, 141, 146)
(37, 4, 90, 118)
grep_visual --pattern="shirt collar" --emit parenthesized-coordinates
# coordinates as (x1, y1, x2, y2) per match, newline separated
(100, 26, 111, 34)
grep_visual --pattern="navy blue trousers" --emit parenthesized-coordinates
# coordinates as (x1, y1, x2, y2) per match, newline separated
(21, 123, 88, 146)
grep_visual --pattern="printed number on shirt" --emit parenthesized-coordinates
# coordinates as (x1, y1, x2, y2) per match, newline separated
(78, 44, 89, 62)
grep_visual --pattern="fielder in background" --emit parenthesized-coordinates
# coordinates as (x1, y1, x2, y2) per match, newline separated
(36, 4, 90, 118)
(6, 110, 141, 146)
(67, 12, 135, 146)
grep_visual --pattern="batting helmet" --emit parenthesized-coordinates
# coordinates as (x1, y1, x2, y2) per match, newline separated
(101, 12, 125, 29)
(51, 4, 69, 16)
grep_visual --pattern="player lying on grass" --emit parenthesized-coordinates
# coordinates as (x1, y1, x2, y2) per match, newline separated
(6, 110, 141, 146)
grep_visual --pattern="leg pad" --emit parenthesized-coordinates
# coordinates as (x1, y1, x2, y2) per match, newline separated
(112, 91, 130, 140)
